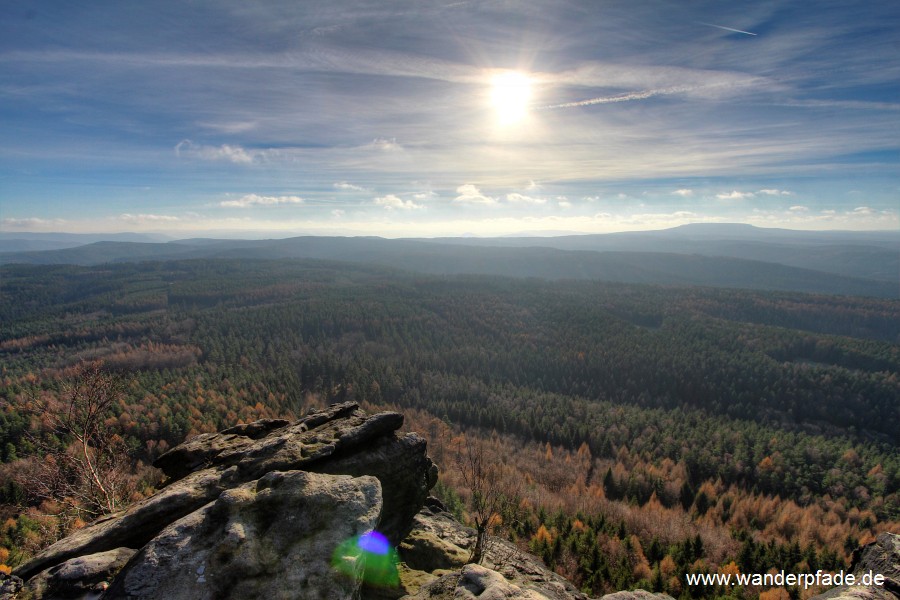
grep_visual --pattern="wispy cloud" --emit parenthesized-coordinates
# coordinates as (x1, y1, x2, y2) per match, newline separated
(369, 138, 402, 151)
(3, 2, 898, 235)
(716, 191, 755, 200)
(1, 217, 66, 229)
(506, 193, 546, 204)
(334, 181, 366, 191)
(454, 184, 496, 205)
(220, 194, 304, 208)
(374, 194, 423, 210)
(118, 213, 180, 223)
(197, 120, 258, 134)
(176, 140, 258, 164)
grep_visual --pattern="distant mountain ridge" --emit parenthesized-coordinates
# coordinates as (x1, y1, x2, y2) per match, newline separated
(1, 225, 897, 298)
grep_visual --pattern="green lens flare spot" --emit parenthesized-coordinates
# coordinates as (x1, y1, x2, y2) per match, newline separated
(332, 530, 399, 587)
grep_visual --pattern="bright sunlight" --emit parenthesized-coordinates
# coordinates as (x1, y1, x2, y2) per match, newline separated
(490, 71, 533, 125)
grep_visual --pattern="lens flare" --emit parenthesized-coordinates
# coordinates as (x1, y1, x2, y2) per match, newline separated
(331, 530, 399, 587)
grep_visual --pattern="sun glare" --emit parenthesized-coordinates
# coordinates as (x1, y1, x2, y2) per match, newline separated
(490, 71, 533, 125)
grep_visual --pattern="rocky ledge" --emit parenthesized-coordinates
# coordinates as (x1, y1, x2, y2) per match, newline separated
(8, 402, 438, 599)
(811, 533, 900, 600)
(3, 403, 896, 600)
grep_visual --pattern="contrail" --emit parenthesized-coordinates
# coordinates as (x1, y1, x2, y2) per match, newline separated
(541, 86, 692, 110)
(699, 21, 757, 36)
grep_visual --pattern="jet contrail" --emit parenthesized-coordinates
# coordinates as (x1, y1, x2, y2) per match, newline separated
(699, 21, 757, 36)
(541, 86, 692, 110)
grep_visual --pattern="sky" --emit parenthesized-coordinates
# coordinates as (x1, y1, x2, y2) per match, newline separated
(1, 0, 898, 238)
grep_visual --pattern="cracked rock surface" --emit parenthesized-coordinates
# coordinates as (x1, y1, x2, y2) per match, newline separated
(13, 402, 437, 598)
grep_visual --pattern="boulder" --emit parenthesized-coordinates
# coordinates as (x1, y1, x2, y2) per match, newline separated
(0, 572, 23, 600)
(812, 533, 900, 600)
(399, 505, 591, 600)
(600, 592, 675, 600)
(408, 563, 558, 600)
(103, 470, 382, 600)
(21, 547, 136, 599)
(13, 402, 437, 596)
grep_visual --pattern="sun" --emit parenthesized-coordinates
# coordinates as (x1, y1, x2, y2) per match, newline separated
(490, 71, 533, 125)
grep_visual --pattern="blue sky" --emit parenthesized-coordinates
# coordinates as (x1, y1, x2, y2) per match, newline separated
(1, 0, 898, 237)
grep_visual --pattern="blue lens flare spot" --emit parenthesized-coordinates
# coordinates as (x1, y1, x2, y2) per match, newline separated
(331, 530, 399, 587)
(357, 530, 390, 555)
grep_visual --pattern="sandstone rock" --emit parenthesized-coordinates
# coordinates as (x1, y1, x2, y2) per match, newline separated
(13, 464, 241, 581)
(22, 547, 136, 599)
(15, 402, 436, 583)
(399, 506, 591, 600)
(0, 572, 23, 600)
(408, 563, 555, 600)
(104, 470, 382, 600)
(811, 533, 900, 600)
(600, 591, 675, 600)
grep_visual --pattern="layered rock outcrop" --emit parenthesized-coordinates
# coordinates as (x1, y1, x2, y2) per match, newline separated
(7, 401, 896, 600)
(811, 533, 900, 600)
(393, 501, 673, 600)
(10, 402, 437, 599)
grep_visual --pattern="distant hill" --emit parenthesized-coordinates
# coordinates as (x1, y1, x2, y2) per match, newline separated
(2, 229, 897, 298)
(420, 224, 900, 282)
(0, 231, 171, 253)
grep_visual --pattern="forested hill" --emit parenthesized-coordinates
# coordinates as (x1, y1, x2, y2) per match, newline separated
(2, 259, 899, 596)
(1, 229, 897, 298)
(2, 259, 898, 441)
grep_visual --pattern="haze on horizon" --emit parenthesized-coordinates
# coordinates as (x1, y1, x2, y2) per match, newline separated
(1, 1, 898, 238)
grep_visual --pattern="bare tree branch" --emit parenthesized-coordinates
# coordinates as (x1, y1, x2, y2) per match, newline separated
(16, 362, 135, 520)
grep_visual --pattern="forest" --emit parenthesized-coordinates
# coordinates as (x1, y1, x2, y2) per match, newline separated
(0, 258, 898, 598)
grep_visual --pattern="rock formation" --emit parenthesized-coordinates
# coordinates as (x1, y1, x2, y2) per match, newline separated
(5, 401, 896, 600)
(393, 501, 674, 600)
(811, 532, 900, 600)
(10, 402, 437, 599)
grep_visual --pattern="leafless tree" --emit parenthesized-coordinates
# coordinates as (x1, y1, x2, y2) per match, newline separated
(19, 362, 134, 519)
(453, 434, 516, 565)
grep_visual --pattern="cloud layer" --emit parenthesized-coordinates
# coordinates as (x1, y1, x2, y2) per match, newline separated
(1, 1, 897, 236)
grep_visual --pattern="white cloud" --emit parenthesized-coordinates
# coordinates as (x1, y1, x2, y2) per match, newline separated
(852, 206, 874, 215)
(716, 190, 755, 200)
(0, 217, 66, 229)
(673, 189, 694, 197)
(374, 194, 423, 210)
(506, 193, 546, 204)
(370, 137, 401, 151)
(197, 120, 257, 134)
(118, 213, 180, 223)
(758, 189, 794, 196)
(789, 205, 809, 212)
(454, 184, 496, 205)
(331, 209, 345, 218)
(334, 181, 366, 191)
(525, 180, 542, 191)
(175, 140, 257, 164)
(220, 194, 304, 208)
(413, 191, 438, 200)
